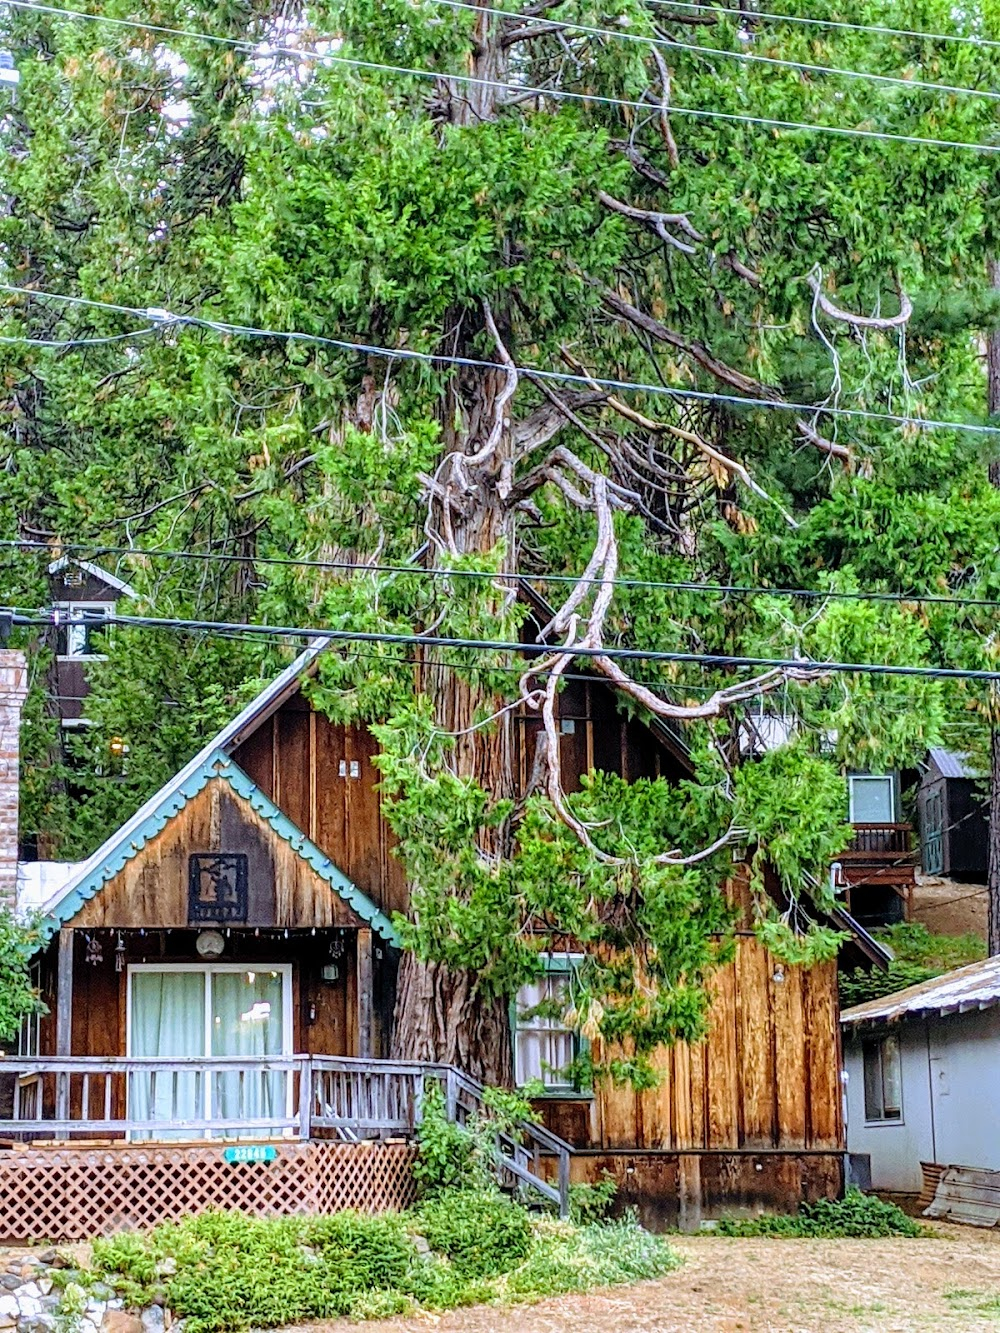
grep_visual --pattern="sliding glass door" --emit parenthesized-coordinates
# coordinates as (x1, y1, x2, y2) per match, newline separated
(127, 965, 292, 1137)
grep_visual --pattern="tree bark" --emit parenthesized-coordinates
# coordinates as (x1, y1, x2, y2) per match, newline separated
(391, 1, 517, 1084)
(987, 257, 1000, 955)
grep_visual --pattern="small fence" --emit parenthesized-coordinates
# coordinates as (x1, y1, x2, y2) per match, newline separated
(0, 1054, 571, 1221)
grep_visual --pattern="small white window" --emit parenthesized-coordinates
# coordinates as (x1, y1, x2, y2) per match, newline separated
(55, 603, 112, 658)
(862, 1033, 903, 1121)
(849, 774, 895, 824)
(514, 954, 582, 1090)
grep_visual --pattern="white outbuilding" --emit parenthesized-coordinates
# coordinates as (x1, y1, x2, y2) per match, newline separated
(841, 956, 1000, 1195)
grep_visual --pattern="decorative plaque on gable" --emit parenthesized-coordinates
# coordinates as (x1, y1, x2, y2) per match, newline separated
(188, 853, 249, 924)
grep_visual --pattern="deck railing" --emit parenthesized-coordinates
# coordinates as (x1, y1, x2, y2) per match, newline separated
(0, 1054, 571, 1217)
(841, 822, 914, 860)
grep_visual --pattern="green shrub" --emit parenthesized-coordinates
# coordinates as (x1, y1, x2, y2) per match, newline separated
(414, 1189, 533, 1277)
(87, 1200, 680, 1329)
(412, 1082, 493, 1195)
(716, 1188, 922, 1239)
(840, 924, 985, 1009)
(567, 1173, 618, 1225)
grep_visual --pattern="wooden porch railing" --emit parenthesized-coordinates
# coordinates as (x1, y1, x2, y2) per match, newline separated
(840, 822, 914, 860)
(0, 1055, 571, 1217)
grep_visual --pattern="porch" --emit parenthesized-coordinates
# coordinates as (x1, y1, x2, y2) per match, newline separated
(838, 822, 917, 923)
(0, 1054, 571, 1240)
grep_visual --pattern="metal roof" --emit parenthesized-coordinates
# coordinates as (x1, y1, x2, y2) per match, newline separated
(927, 747, 979, 780)
(841, 954, 1000, 1026)
(47, 555, 138, 599)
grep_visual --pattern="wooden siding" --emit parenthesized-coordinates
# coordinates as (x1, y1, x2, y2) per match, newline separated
(539, 943, 843, 1154)
(232, 697, 408, 919)
(70, 777, 369, 931)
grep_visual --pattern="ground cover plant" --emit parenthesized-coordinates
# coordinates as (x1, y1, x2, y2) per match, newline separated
(85, 1198, 679, 1332)
(839, 924, 986, 1009)
(715, 1189, 922, 1239)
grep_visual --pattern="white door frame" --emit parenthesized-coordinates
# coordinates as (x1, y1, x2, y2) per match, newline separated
(126, 963, 294, 1134)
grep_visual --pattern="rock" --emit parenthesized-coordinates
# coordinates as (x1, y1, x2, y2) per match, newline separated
(153, 1260, 176, 1279)
(0, 1317, 14, 1331)
(0, 1298, 17, 1319)
(17, 1316, 57, 1333)
(49, 1253, 73, 1272)
(140, 1307, 165, 1333)
(90, 1284, 113, 1302)
(34, 1285, 50, 1301)
(79, 1322, 101, 1333)
(0, 1279, 21, 1293)
(15, 1298, 40, 1319)
(16, 1286, 40, 1302)
(35, 1253, 55, 1268)
(101, 1313, 144, 1333)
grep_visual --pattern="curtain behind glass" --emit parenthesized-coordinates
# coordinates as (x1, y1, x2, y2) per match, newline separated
(129, 972, 206, 1137)
(211, 970, 285, 1134)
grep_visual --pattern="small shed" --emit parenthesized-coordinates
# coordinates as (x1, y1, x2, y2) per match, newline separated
(842, 957, 1000, 1194)
(917, 748, 987, 883)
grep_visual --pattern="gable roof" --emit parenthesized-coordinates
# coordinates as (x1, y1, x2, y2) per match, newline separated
(841, 954, 1000, 1027)
(48, 555, 138, 599)
(42, 742, 399, 945)
(927, 747, 980, 781)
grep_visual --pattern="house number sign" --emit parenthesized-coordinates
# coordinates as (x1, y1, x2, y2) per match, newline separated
(223, 1145, 277, 1165)
(188, 853, 249, 924)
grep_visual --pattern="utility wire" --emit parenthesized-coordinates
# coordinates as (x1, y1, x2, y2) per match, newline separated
(12, 537, 1000, 612)
(428, 0, 1000, 104)
(1, 0, 999, 154)
(7, 605, 1000, 681)
(650, 1, 1000, 53)
(4, 282, 1000, 440)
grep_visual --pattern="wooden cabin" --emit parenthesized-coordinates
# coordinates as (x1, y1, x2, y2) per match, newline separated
(2, 643, 888, 1233)
(47, 556, 136, 727)
(917, 748, 988, 883)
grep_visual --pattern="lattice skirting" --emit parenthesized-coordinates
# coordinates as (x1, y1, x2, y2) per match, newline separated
(0, 1140, 419, 1242)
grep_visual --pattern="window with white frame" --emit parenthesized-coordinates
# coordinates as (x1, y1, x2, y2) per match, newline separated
(514, 954, 583, 1090)
(55, 603, 113, 658)
(862, 1033, 903, 1121)
(848, 773, 895, 824)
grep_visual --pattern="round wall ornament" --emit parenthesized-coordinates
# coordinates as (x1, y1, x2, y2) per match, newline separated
(195, 929, 226, 958)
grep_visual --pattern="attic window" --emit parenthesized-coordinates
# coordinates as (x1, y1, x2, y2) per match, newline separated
(188, 853, 249, 925)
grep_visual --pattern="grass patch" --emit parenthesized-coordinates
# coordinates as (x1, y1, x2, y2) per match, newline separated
(715, 1188, 923, 1239)
(88, 1192, 679, 1332)
(840, 923, 985, 1009)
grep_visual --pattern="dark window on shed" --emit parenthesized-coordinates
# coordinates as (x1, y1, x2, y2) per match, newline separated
(862, 1034, 902, 1121)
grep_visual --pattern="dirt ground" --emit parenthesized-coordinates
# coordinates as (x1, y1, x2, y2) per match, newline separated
(911, 873, 987, 939)
(308, 1224, 1000, 1333)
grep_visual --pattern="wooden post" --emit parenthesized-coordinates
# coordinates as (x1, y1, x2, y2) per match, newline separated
(356, 929, 373, 1059)
(298, 1057, 313, 1141)
(677, 1154, 703, 1233)
(56, 929, 73, 1124)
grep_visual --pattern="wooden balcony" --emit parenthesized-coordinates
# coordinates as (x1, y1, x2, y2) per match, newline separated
(837, 823, 916, 920)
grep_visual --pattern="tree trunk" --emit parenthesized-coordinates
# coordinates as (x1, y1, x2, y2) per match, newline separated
(987, 257, 1000, 955)
(391, 3, 518, 1082)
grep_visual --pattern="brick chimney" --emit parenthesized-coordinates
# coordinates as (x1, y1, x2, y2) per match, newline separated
(0, 650, 27, 911)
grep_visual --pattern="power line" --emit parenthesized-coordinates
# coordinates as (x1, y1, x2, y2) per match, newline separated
(429, 0, 1000, 105)
(11, 537, 1000, 612)
(2, 0, 1000, 154)
(6, 605, 1000, 681)
(4, 281, 1000, 440)
(650, 1, 1000, 54)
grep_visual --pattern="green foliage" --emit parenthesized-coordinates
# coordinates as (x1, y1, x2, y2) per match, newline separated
(716, 1189, 922, 1239)
(568, 1172, 619, 1226)
(0, 907, 45, 1042)
(840, 924, 986, 1009)
(89, 1202, 678, 1328)
(412, 1081, 495, 1196)
(414, 1191, 533, 1278)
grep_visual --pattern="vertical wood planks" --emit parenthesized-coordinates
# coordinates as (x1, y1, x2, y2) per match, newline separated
(772, 961, 807, 1147)
(736, 940, 776, 1147)
(803, 959, 842, 1148)
(705, 962, 740, 1149)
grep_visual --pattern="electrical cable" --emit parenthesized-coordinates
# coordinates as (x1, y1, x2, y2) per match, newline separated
(428, 0, 1000, 105)
(7, 604, 1000, 681)
(2, 0, 1000, 154)
(649, 1, 1000, 54)
(4, 281, 1000, 439)
(11, 537, 1000, 611)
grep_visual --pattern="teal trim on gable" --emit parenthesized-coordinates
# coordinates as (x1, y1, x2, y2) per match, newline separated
(43, 749, 400, 948)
